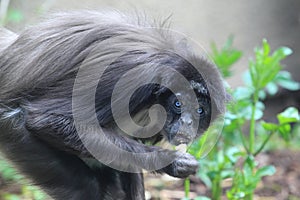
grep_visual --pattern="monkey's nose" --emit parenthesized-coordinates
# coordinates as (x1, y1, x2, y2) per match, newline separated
(186, 119, 193, 125)
(180, 115, 193, 126)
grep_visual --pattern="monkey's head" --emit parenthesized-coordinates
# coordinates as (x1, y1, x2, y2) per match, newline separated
(151, 59, 213, 145)
(108, 51, 219, 146)
(159, 80, 211, 145)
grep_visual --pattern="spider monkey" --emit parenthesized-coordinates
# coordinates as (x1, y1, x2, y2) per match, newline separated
(0, 11, 227, 200)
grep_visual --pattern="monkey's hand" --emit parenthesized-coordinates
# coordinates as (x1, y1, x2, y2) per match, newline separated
(160, 152, 198, 178)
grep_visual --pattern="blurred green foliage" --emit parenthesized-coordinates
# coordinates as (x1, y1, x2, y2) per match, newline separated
(6, 9, 23, 23)
(185, 38, 300, 200)
(0, 158, 47, 200)
(210, 35, 242, 78)
(0, 7, 24, 26)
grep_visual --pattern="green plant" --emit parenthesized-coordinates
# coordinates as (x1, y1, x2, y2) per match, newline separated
(0, 158, 47, 200)
(0, 0, 24, 26)
(185, 38, 300, 200)
(210, 35, 242, 78)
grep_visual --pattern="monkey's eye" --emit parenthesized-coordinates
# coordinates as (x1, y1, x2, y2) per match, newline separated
(174, 101, 182, 108)
(197, 107, 204, 115)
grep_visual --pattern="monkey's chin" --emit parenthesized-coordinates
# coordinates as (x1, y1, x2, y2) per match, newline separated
(170, 134, 193, 146)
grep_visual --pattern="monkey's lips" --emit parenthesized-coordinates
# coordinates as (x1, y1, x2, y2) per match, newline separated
(171, 133, 193, 145)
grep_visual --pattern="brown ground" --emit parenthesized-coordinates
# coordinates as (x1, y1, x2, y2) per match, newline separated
(0, 149, 299, 200)
(145, 150, 300, 200)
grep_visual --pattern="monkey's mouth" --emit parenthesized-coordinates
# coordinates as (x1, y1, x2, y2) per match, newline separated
(171, 133, 193, 145)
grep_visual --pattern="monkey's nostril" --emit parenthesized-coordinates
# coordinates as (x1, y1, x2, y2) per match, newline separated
(188, 120, 193, 125)
(186, 119, 193, 126)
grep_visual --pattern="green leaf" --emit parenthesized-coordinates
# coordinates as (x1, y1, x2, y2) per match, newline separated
(245, 156, 256, 171)
(256, 165, 276, 178)
(249, 40, 292, 90)
(258, 90, 267, 100)
(210, 36, 242, 78)
(221, 170, 235, 179)
(275, 71, 300, 91)
(197, 172, 212, 188)
(278, 79, 300, 91)
(233, 87, 254, 100)
(279, 47, 293, 57)
(242, 70, 252, 86)
(265, 82, 278, 95)
(253, 109, 263, 120)
(262, 39, 270, 56)
(225, 147, 241, 163)
(278, 124, 291, 141)
(277, 107, 300, 124)
(261, 121, 279, 132)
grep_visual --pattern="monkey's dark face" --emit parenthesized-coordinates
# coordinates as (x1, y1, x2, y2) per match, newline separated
(161, 82, 211, 145)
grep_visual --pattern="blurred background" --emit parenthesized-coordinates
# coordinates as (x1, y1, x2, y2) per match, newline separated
(0, 0, 299, 199)
(2, 0, 300, 85)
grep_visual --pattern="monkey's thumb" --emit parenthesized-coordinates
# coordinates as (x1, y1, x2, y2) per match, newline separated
(0, 27, 18, 52)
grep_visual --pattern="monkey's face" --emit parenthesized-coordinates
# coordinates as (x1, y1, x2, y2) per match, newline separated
(162, 86, 211, 145)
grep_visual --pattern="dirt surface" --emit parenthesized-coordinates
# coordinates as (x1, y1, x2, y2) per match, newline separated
(255, 150, 300, 200)
(0, 149, 300, 199)
(145, 150, 300, 200)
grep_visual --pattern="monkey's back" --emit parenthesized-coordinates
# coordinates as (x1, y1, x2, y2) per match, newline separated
(0, 11, 176, 101)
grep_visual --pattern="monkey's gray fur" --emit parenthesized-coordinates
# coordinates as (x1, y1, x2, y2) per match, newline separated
(0, 10, 227, 200)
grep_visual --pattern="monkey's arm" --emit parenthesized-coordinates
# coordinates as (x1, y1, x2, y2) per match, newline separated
(0, 119, 102, 200)
(26, 114, 198, 178)
(79, 125, 199, 178)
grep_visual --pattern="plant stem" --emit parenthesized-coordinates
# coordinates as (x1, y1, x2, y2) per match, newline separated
(212, 174, 222, 200)
(184, 178, 190, 199)
(254, 131, 275, 156)
(249, 93, 259, 154)
(247, 92, 259, 200)
(232, 105, 250, 153)
(247, 193, 254, 200)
